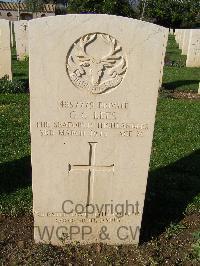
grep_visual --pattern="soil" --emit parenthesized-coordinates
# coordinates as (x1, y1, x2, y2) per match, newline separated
(0, 212, 199, 265)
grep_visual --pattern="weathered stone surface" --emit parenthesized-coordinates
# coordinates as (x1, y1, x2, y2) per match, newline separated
(0, 19, 12, 80)
(30, 15, 168, 245)
(14, 20, 29, 60)
(186, 29, 200, 67)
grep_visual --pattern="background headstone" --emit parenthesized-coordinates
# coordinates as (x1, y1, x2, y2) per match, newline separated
(14, 20, 29, 60)
(30, 15, 168, 245)
(9, 21, 14, 48)
(175, 29, 181, 44)
(0, 19, 12, 80)
(186, 29, 200, 67)
(178, 29, 185, 49)
(182, 29, 191, 55)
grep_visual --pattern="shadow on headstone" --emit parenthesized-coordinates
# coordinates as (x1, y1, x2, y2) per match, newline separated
(140, 149, 200, 242)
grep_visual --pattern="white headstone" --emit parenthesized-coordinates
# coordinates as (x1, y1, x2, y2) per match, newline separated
(182, 29, 191, 55)
(175, 29, 180, 44)
(30, 15, 168, 245)
(10, 21, 14, 48)
(0, 19, 12, 80)
(14, 20, 29, 60)
(179, 29, 185, 49)
(186, 29, 200, 67)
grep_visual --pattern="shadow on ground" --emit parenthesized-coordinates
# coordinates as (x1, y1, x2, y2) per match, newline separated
(0, 156, 31, 194)
(163, 80, 199, 91)
(140, 149, 200, 242)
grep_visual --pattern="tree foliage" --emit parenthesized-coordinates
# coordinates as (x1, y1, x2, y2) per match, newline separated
(23, 0, 45, 13)
(67, 0, 138, 18)
(23, 0, 55, 13)
(138, 0, 200, 28)
(23, 0, 200, 28)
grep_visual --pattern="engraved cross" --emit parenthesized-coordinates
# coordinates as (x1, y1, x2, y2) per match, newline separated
(68, 142, 114, 206)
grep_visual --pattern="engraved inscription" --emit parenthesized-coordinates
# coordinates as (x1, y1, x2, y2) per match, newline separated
(193, 40, 200, 61)
(68, 142, 114, 206)
(21, 23, 28, 32)
(35, 101, 149, 138)
(66, 33, 127, 94)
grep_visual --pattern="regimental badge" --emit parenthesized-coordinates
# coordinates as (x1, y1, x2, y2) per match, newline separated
(66, 33, 127, 95)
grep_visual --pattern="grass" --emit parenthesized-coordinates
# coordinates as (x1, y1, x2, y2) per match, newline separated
(11, 47, 29, 85)
(191, 231, 200, 261)
(165, 223, 187, 238)
(163, 35, 200, 92)
(0, 35, 199, 240)
(151, 98, 200, 169)
(0, 93, 31, 215)
(0, 45, 30, 215)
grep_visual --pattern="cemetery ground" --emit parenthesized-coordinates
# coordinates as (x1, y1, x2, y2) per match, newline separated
(0, 35, 200, 265)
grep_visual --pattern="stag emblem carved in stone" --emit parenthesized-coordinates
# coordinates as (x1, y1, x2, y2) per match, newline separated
(66, 33, 127, 94)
